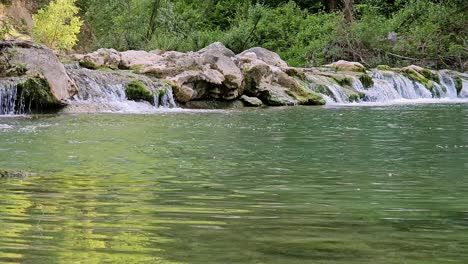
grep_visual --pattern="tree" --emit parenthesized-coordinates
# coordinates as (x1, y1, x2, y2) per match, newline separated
(32, 0, 83, 50)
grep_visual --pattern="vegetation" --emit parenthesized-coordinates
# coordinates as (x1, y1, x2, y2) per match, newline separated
(5, 0, 467, 70)
(32, 0, 83, 50)
(125, 80, 154, 104)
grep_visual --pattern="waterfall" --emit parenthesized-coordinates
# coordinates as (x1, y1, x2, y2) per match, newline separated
(65, 66, 177, 112)
(0, 78, 25, 115)
(312, 69, 467, 105)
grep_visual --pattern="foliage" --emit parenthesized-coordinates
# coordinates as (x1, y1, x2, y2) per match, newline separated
(30, 0, 467, 70)
(32, 0, 83, 50)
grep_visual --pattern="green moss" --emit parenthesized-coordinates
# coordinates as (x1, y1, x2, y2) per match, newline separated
(455, 77, 463, 95)
(359, 74, 374, 89)
(348, 93, 365, 102)
(377, 65, 392, 71)
(402, 68, 434, 91)
(16, 78, 61, 112)
(285, 68, 307, 82)
(421, 69, 440, 83)
(125, 80, 154, 104)
(315, 84, 331, 95)
(288, 83, 325, 105)
(332, 76, 353, 87)
(79, 59, 98, 70)
(129, 64, 144, 73)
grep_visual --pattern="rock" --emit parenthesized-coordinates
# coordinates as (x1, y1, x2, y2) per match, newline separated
(325, 60, 366, 72)
(141, 43, 243, 103)
(119, 50, 163, 69)
(5, 41, 77, 102)
(79, 48, 121, 69)
(238, 47, 288, 67)
(183, 100, 244, 109)
(0, 170, 34, 178)
(240, 95, 263, 107)
(238, 56, 325, 106)
(125, 80, 154, 104)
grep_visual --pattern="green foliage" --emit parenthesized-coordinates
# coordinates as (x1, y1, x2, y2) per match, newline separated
(0, 19, 12, 40)
(32, 0, 83, 50)
(125, 80, 154, 104)
(71, 0, 466, 70)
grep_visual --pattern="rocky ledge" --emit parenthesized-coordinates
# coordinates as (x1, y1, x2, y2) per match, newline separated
(1, 40, 467, 113)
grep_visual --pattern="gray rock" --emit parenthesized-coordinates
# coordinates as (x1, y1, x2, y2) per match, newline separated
(238, 47, 288, 68)
(240, 95, 263, 107)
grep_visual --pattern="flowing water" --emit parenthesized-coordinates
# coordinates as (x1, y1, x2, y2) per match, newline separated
(1, 105, 468, 264)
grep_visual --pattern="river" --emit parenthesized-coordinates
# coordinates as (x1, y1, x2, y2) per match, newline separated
(1, 104, 467, 264)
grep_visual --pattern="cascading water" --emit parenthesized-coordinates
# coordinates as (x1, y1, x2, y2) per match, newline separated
(312, 69, 468, 105)
(0, 78, 25, 115)
(65, 65, 177, 113)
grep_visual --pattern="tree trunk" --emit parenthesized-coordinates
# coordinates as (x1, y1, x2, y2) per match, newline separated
(328, 0, 339, 11)
(146, 0, 161, 41)
(343, 0, 354, 24)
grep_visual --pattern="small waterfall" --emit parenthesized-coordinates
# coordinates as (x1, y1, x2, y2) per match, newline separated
(66, 66, 177, 112)
(438, 71, 458, 98)
(311, 69, 468, 105)
(0, 78, 24, 115)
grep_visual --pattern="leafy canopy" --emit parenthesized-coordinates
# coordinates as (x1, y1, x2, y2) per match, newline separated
(32, 0, 83, 50)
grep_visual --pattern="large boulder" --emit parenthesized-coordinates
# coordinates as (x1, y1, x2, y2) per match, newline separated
(141, 42, 243, 103)
(79, 48, 121, 69)
(237, 53, 325, 106)
(238, 47, 288, 67)
(324, 60, 366, 72)
(119, 50, 163, 69)
(2, 40, 77, 102)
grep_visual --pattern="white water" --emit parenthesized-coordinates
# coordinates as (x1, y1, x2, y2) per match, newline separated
(317, 70, 467, 106)
(66, 67, 177, 113)
(0, 78, 26, 115)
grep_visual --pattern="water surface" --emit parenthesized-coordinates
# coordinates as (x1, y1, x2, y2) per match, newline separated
(1, 105, 467, 264)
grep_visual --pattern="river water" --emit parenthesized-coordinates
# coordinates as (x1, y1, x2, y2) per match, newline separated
(0, 104, 467, 264)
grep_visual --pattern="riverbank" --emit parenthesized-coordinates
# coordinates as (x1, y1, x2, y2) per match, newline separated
(1, 40, 467, 114)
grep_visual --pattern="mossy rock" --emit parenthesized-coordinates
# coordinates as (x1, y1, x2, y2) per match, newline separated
(79, 59, 98, 70)
(402, 68, 434, 91)
(286, 82, 325, 106)
(125, 80, 154, 104)
(332, 76, 353, 87)
(315, 84, 332, 96)
(0, 170, 33, 178)
(16, 78, 62, 112)
(359, 74, 374, 89)
(285, 68, 307, 82)
(348, 93, 365, 102)
(455, 77, 463, 95)
(377, 65, 392, 71)
(420, 69, 440, 83)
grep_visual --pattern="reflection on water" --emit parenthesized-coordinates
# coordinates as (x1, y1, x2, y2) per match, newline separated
(1, 104, 468, 264)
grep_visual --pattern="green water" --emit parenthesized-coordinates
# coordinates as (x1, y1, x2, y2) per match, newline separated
(0, 105, 467, 264)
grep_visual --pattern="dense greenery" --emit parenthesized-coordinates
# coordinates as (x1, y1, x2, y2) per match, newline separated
(32, 0, 83, 50)
(2, 0, 466, 70)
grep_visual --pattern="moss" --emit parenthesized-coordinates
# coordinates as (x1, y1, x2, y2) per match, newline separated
(421, 69, 440, 83)
(455, 77, 463, 95)
(16, 78, 61, 112)
(348, 93, 365, 102)
(288, 83, 326, 105)
(402, 68, 434, 91)
(79, 59, 98, 70)
(332, 76, 353, 87)
(285, 68, 307, 82)
(377, 65, 392, 71)
(129, 64, 144, 73)
(359, 74, 374, 89)
(125, 80, 154, 104)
